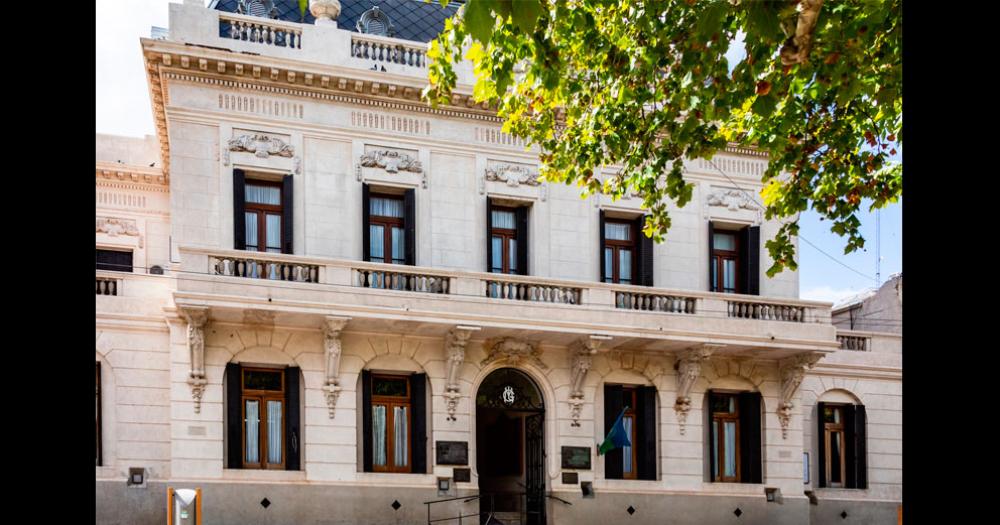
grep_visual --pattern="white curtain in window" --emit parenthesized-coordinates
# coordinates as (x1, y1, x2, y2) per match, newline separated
(622, 416, 633, 474)
(373, 405, 387, 466)
(491, 237, 503, 271)
(391, 226, 405, 263)
(245, 212, 258, 250)
(619, 249, 632, 282)
(371, 197, 404, 218)
(604, 248, 613, 281)
(394, 406, 408, 467)
(507, 238, 517, 272)
(724, 421, 737, 477)
(370, 225, 385, 260)
(266, 214, 281, 252)
(246, 184, 281, 205)
(491, 210, 515, 229)
(723, 260, 736, 291)
(245, 400, 260, 464)
(713, 233, 736, 251)
(605, 222, 631, 241)
(267, 400, 282, 464)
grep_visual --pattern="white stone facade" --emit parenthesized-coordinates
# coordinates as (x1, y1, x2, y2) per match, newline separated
(95, 3, 901, 524)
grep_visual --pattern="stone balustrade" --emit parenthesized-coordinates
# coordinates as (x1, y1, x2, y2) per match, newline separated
(350, 34, 426, 68)
(220, 12, 303, 49)
(484, 278, 582, 305)
(615, 290, 697, 314)
(727, 299, 806, 322)
(353, 267, 450, 294)
(837, 333, 871, 351)
(211, 254, 319, 283)
(96, 276, 120, 296)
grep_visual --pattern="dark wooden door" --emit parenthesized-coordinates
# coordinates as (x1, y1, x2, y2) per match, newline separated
(525, 412, 545, 525)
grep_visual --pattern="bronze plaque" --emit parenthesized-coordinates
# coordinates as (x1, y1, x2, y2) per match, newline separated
(436, 441, 469, 465)
(453, 468, 471, 483)
(562, 472, 579, 485)
(561, 446, 591, 470)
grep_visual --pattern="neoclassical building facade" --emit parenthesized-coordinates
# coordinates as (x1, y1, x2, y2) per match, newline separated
(95, 1, 902, 524)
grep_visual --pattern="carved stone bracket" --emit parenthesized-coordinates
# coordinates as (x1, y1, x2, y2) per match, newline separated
(481, 337, 547, 370)
(180, 307, 209, 414)
(777, 353, 823, 439)
(444, 327, 475, 421)
(228, 134, 294, 158)
(359, 149, 423, 173)
(673, 345, 718, 435)
(568, 338, 602, 427)
(322, 316, 351, 419)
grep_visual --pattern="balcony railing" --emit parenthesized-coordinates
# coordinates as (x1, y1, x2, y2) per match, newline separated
(354, 266, 450, 294)
(485, 277, 582, 305)
(616, 290, 697, 314)
(350, 33, 427, 69)
(727, 299, 805, 322)
(837, 333, 871, 351)
(211, 253, 319, 283)
(96, 276, 120, 296)
(219, 11, 303, 49)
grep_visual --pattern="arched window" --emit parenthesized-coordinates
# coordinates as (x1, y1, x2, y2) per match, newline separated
(706, 390, 762, 483)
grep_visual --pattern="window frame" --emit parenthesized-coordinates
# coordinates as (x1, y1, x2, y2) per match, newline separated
(823, 404, 847, 488)
(243, 179, 284, 253)
(711, 231, 740, 293)
(711, 393, 741, 483)
(370, 374, 413, 473)
(96, 248, 134, 273)
(240, 367, 286, 470)
(490, 205, 519, 274)
(603, 219, 637, 284)
(369, 192, 406, 265)
(621, 386, 639, 479)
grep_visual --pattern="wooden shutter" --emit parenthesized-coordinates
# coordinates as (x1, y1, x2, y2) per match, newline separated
(853, 405, 867, 489)
(516, 206, 529, 275)
(816, 402, 826, 488)
(362, 184, 371, 262)
(603, 384, 624, 480)
(96, 362, 102, 467)
(844, 403, 866, 489)
(637, 385, 658, 480)
(707, 390, 718, 482)
(411, 373, 428, 473)
(707, 221, 715, 291)
(599, 210, 607, 281)
(362, 370, 373, 472)
(635, 215, 654, 286)
(226, 363, 242, 469)
(746, 226, 760, 295)
(233, 169, 246, 250)
(281, 174, 294, 254)
(285, 366, 301, 471)
(486, 199, 494, 272)
(404, 188, 416, 266)
(738, 392, 763, 483)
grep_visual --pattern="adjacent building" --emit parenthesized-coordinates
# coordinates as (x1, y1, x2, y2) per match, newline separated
(95, 1, 902, 524)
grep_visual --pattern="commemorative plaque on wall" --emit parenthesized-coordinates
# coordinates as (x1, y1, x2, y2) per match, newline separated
(436, 441, 469, 465)
(561, 446, 592, 470)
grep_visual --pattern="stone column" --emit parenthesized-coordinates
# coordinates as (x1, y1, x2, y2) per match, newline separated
(322, 316, 351, 419)
(180, 306, 209, 413)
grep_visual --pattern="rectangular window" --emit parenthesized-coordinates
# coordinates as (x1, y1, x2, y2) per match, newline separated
(823, 405, 846, 488)
(371, 374, 412, 473)
(96, 249, 133, 273)
(490, 208, 518, 274)
(603, 220, 635, 284)
(369, 194, 406, 264)
(244, 181, 283, 253)
(241, 368, 285, 469)
(711, 232, 739, 293)
(711, 393, 741, 482)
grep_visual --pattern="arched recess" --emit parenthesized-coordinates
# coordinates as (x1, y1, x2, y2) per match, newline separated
(817, 388, 863, 405)
(95, 351, 117, 471)
(701, 373, 766, 483)
(812, 388, 867, 490)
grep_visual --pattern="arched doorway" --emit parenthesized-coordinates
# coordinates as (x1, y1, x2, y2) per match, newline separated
(476, 368, 545, 525)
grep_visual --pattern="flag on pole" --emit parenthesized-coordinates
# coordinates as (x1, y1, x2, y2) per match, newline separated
(598, 407, 631, 455)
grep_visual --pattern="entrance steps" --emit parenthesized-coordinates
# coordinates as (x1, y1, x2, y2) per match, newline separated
(486, 511, 523, 524)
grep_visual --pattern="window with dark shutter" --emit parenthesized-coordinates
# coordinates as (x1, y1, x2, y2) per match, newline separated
(241, 178, 285, 253)
(96, 362, 102, 467)
(738, 392, 762, 483)
(602, 218, 636, 284)
(604, 384, 656, 480)
(281, 175, 293, 254)
(821, 403, 867, 489)
(363, 372, 423, 473)
(366, 190, 407, 265)
(404, 189, 416, 266)
(96, 249, 133, 273)
(225, 364, 299, 471)
(603, 384, 624, 480)
(233, 169, 246, 250)
(635, 215, 654, 286)
(708, 391, 762, 483)
(515, 206, 528, 275)
(637, 385, 658, 480)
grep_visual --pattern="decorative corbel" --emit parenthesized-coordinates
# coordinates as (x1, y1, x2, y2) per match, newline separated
(444, 327, 476, 421)
(673, 345, 717, 435)
(180, 307, 209, 414)
(777, 353, 823, 438)
(568, 337, 603, 427)
(321, 316, 351, 419)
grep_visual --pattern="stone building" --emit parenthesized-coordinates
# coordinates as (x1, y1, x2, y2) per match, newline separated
(95, 1, 902, 524)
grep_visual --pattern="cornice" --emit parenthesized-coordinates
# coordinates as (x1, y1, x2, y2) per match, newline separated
(96, 162, 168, 190)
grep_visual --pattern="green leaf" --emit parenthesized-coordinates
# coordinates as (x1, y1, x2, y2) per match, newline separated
(511, 0, 544, 34)
(745, 0, 783, 40)
(299, 0, 308, 18)
(464, 0, 496, 44)
(696, 0, 730, 39)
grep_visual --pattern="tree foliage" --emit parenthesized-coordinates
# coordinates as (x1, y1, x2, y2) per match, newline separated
(424, 0, 901, 276)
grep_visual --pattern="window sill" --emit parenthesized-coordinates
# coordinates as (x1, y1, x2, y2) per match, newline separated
(700, 482, 766, 496)
(222, 469, 306, 482)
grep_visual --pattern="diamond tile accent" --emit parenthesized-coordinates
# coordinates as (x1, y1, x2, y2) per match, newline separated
(391, 500, 401, 511)
(260, 498, 271, 509)
(626, 506, 635, 515)
(841, 511, 848, 519)
(734, 508, 743, 517)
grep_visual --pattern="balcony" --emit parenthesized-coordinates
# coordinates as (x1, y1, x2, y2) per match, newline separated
(836, 330, 902, 354)
(95, 270, 175, 320)
(175, 247, 837, 358)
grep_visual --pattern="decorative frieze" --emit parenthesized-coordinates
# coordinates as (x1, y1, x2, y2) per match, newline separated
(321, 316, 350, 419)
(673, 345, 717, 435)
(180, 306, 209, 414)
(443, 327, 475, 422)
(351, 111, 431, 135)
(568, 338, 602, 427)
(218, 93, 304, 120)
(481, 337, 547, 370)
(228, 133, 295, 158)
(359, 148, 423, 174)
(485, 161, 540, 187)
(777, 353, 823, 439)
(96, 217, 144, 248)
(706, 188, 758, 211)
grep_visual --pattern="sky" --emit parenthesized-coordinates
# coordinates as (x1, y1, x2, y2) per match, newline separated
(96, 1, 902, 305)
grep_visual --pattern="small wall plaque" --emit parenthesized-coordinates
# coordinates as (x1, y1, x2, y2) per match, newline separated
(436, 441, 469, 466)
(562, 472, 579, 485)
(453, 468, 471, 483)
(561, 446, 592, 470)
